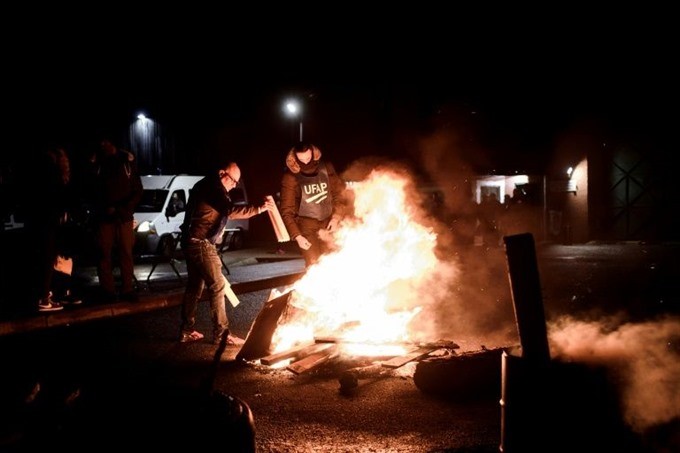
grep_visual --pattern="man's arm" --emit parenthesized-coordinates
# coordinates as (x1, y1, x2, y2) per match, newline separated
(228, 205, 259, 219)
(229, 197, 276, 220)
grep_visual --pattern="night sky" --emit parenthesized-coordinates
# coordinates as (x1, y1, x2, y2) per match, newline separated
(5, 15, 675, 197)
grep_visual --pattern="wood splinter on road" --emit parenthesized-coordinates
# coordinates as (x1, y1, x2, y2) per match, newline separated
(260, 342, 334, 366)
(286, 344, 339, 375)
(380, 346, 441, 369)
(338, 363, 388, 393)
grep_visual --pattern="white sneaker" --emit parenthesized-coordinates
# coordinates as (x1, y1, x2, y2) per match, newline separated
(38, 294, 63, 312)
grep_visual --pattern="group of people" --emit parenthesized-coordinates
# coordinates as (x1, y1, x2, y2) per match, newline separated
(179, 142, 346, 345)
(29, 139, 347, 347)
(27, 139, 145, 312)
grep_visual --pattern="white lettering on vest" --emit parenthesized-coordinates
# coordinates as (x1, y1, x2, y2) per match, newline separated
(303, 182, 328, 195)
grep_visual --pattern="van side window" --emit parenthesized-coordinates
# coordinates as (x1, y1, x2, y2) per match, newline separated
(166, 190, 186, 217)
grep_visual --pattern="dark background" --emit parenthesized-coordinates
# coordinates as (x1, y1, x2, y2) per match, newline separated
(3, 12, 676, 241)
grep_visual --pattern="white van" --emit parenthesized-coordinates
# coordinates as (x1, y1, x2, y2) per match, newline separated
(134, 175, 250, 256)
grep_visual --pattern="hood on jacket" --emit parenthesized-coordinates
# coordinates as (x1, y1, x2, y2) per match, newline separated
(285, 144, 322, 174)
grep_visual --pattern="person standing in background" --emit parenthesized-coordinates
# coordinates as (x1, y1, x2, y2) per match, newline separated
(50, 147, 83, 306)
(23, 147, 73, 312)
(89, 138, 143, 303)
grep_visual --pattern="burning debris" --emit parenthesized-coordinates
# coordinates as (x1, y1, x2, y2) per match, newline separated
(240, 167, 463, 358)
(237, 292, 462, 380)
(228, 165, 521, 403)
(237, 165, 512, 396)
(232, 154, 679, 450)
(254, 334, 462, 396)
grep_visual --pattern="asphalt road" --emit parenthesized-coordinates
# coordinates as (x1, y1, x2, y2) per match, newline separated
(1, 241, 679, 452)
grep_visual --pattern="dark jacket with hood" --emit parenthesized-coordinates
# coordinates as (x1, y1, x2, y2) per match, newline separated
(280, 144, 345, 240)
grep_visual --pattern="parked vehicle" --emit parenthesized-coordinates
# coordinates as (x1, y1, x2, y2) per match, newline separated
(134, 175, 250, 256)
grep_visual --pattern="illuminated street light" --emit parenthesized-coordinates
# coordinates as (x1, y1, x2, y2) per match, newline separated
(130, 111, 161, 174)
(284, 99, 303, 141)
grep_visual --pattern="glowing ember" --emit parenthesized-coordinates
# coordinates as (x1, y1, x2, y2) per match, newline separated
(270, 168, 459, 356)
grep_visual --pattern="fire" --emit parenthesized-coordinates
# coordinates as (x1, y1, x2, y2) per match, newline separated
(270, 168, 456, 356)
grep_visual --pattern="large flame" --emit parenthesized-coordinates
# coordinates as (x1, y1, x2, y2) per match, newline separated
(271, 168, 456, 356)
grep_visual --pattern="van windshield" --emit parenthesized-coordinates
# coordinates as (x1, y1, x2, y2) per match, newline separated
(137, 189, 169, 213)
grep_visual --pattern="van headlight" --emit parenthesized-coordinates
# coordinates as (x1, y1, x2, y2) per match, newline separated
(136, 221, 156, 234)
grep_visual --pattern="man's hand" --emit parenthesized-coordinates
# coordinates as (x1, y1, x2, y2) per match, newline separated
(259, 198, 276, 214)
(295, 235, 312, 250)
(327, 217, 340, 232)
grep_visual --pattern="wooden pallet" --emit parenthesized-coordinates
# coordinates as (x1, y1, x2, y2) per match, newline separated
(286, 344, 339, 375)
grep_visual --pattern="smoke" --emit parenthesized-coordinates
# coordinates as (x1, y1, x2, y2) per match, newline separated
(548, 315, 680, 432)
(339, 154, 518, 347)
(407, 128, 518, 347)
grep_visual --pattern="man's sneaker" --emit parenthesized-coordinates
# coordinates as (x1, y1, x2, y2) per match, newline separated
(38, 295, 63, 312)
(226, 334, 245, 346)
(180, 331, 204, 343)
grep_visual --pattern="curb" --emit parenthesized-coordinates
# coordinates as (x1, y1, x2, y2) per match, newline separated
(0, 272, 304, 338)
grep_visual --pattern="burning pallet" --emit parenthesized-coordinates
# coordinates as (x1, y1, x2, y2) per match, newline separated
(251, 337, 460, 397)
(254, 337, 459, 371)
(234, 289, 463, 393)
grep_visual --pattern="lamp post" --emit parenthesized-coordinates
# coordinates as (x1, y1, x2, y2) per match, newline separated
(284, 99, 303, 142)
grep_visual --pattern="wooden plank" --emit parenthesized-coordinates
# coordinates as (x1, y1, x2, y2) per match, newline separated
(314, 336, 341, 344)
(260, 342, 315, 366)
(380, 346, 438, 369)
(287, 345, 338, 375)
(260, 342, 332, 366)
(314, 338, 459, 350)
(422, 340, 460, 350)
(236, 291, 293, 362)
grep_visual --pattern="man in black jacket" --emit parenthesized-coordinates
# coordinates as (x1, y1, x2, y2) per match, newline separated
(179, 161, 274, 345)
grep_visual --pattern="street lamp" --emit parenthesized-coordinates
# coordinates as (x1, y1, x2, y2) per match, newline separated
(284, 99, 303, 142)
(130, 111, 162, 174)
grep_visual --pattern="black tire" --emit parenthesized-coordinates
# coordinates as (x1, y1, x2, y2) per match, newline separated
(413, 348, 503, 401)
(219, 229, 246, 251)
(229, 230, 245, 250)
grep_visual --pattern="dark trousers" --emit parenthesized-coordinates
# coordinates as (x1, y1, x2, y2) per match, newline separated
(180, 239, 229, 339)
(296, 216, 331, 267)
(96, 220, 135, 294)
(29, 222, 58, 302)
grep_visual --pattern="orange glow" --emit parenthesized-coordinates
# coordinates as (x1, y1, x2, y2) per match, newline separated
(270, 168, 459, 356)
